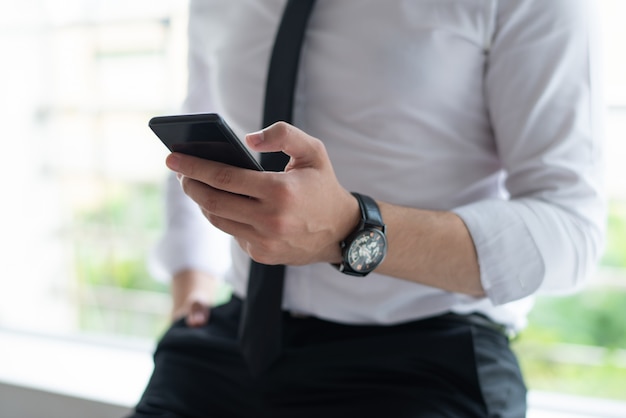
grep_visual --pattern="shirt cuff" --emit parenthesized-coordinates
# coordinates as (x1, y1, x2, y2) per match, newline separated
(453, 199, 545, 305)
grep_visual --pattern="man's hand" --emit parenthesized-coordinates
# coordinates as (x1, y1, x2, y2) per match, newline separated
(171, 269, 217, 327)
(166, 122, 360, 267)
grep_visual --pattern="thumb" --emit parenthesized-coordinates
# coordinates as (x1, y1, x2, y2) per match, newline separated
(245, 122, 327, 169)
(185, 300, 210, 327)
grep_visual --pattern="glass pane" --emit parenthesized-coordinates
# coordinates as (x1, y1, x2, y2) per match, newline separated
(0, 0, 188, 339)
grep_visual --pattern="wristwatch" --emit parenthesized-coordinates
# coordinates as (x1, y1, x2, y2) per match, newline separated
(336, 192, 387, 276)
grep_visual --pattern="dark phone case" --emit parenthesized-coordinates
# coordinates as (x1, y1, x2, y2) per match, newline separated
(149, 113, 263, 171)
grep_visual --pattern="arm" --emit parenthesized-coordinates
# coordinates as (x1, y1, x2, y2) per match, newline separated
(376, 0, 606, 302)
(453, 0, 606, 303)
(166, 125, 483, 298)
(377, 204, 482, 297)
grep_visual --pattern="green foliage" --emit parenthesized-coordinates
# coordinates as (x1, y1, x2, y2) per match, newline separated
(72, 180, 170, 337)
(514, 355, 626, 401)
(79, 306, 169, 339)
(76, 246, 168, 293)
(601, 200, 626, 269)
(77, 181, 164, 233)
(514, 287, 626, 401)
(73, 181, 167, 292)
(522, 289, 626, 349)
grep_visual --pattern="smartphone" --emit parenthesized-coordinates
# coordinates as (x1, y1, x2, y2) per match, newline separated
(149, 113, 263, 171)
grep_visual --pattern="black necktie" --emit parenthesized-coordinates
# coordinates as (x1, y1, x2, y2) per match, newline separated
(239, 0, 317, 376)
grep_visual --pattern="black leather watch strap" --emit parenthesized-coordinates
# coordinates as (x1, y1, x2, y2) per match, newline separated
(352, 192, 385, 230)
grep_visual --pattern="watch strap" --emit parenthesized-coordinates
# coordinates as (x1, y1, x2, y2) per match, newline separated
(352, 192, 384, 230)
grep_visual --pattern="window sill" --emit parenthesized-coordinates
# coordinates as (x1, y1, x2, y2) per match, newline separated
(0, 328, 154, 417)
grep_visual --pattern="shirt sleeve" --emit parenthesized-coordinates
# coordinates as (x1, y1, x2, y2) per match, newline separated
(147, 0, 233, 281)
(453, 0, 606, 305)
(148, 173, 232, 282)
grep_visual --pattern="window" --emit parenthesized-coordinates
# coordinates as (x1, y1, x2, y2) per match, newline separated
(0, 0, 187, 338)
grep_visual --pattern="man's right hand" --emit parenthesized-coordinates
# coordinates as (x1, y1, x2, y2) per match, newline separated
(171, 269, 217, 327)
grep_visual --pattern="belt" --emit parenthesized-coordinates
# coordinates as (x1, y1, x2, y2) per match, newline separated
(441, 312, 511, 338)
(277, 300, 511, 338)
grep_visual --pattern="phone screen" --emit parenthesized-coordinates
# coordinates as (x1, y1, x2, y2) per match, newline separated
(149, 113, 263, 171)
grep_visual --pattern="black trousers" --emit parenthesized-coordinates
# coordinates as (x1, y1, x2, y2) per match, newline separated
(129, 296, 526, 418)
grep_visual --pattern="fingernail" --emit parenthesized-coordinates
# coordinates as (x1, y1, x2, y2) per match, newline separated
(193, 311, 206, 323)
(247, 130, 265, 146)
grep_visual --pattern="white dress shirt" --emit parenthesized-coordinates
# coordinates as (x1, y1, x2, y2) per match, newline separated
(150, 0, 605, 331)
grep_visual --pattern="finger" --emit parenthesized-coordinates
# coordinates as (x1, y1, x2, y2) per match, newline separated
(245, 122, 328, 170)
(166, 153, 268, 198)
(185, 300, 210, 327)
(180, 177, 268, 227)
(201, 206, 259, 240)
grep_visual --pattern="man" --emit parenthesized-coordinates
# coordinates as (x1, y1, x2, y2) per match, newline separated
(132, 0, 605, 416)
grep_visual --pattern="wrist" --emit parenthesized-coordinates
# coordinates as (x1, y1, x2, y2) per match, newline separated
(322, 190, 361, 264)
(334, 192, 388, 276)
(171, 269, 217, 317)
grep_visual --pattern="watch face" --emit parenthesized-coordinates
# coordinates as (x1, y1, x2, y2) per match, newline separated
(347, 229, 387, 273)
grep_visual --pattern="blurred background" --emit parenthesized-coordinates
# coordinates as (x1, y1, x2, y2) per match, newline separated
(0, 0, 625, 413)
